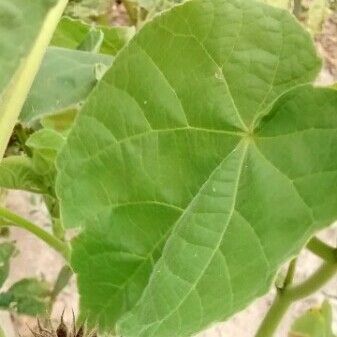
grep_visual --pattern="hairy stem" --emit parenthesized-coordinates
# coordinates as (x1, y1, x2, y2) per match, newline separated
(256, 238, 337, 337)
(0, 206, 70, 261)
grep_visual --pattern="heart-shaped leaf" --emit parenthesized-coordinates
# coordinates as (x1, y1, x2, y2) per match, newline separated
(56, 0, 337, 335)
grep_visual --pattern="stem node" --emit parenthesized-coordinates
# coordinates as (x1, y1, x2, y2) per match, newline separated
(256, 237, 337, 337)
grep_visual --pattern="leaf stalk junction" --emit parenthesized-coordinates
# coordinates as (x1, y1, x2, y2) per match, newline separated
(256, 237, 337, 337)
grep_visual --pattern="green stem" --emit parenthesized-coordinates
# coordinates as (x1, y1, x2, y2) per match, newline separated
(307, 237, 337, 264)
(256, 259, 337, 337)
(282, 258, 297, 289)
(286, 262, 337, 301)
(255, 290, 292, 337)
(0, 207, 70, 261)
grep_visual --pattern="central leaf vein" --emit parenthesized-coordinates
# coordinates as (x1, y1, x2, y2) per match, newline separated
(136, 140, 250, 337)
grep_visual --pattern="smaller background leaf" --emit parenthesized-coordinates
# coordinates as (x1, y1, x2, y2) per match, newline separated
(41, 110, 77, 133)
(27, 128, 65, 152)
(51, 265, 73, 300)
(0, 157, 44, 193)
(289, 301, 336, 337)
(52, 17, 135, 55)
(77, 28, 104, 52)
(21, 47, 113, 124)
(0, 278, 51, 316)
(0, 243, 16, 288)
(26, 129, 66, 196)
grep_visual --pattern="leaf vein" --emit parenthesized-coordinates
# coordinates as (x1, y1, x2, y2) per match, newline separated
(142, 141, 249, 337)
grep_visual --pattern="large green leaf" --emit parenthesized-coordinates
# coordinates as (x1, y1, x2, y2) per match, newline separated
(20, 47, 113, 124)
(56, 0, 337, 335)
(51, 17, 135, 55)
(0, 0, 69, 159)
(117, 87, 337, 337)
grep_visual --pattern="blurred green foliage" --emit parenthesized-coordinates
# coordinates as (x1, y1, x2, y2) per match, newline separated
(289, 301, 336, 337)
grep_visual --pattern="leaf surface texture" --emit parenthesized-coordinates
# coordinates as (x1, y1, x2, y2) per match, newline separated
(56, 0, 337, 335)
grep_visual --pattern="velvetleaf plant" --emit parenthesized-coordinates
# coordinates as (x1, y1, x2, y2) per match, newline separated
(0, 0, 337, 337)
(57, 0, 337, 335)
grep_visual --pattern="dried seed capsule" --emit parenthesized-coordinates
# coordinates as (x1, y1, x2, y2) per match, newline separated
(75, 325, 84, 337)
(56, 310, 68, 337)
(36, 319, 54, 337)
